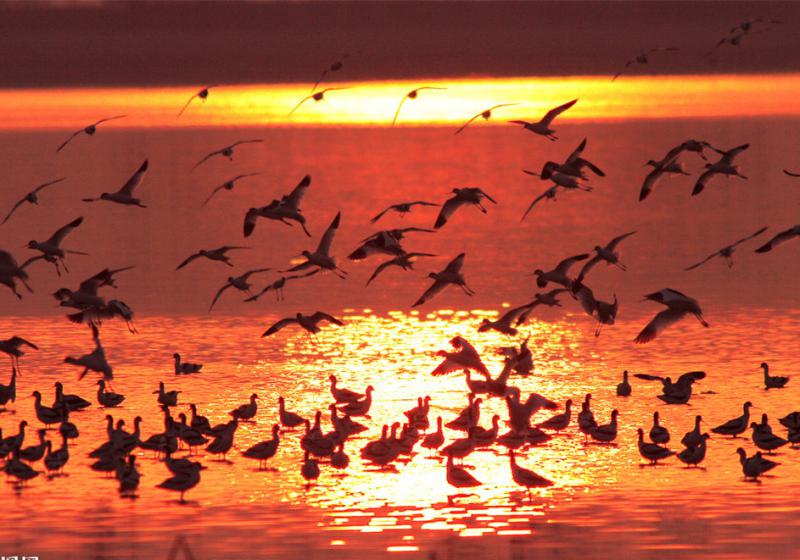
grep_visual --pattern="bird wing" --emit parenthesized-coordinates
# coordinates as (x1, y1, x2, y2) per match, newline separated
(193, 149, 223, 169)
(729, 226, 768, 248)
(262, 317, 299, 337)
(289, 94, 314, 115)
(231, 139, 263, 148)
(32, 177, 67, 195)
(10, 336, 38, 350)
(177, 93, 200, 116)
(522, 187, 557, 221)
(684, 251, 719, 271)
(571, 282, 597, 316)
(2, 198, 27, 225)
(564, 138, 587, 165)
(783, 170, 800, 177)
(634, 308, 686, 344)
(755, 226, 800, 253)
(311, 311, 343, 326)
(454, 112, 484, 135)
(574, 157, 606, 177)
(366, 259, 396, 286)
(577, 255, 602, 281)
(691, 168, 714, 196)
(282, 175, 311, 209)
(208, 283, 233, 312)
(240, 267, 272, 280)
(370, 205, 394, 224)
(94, 115, 126, 126)
(56, 129, 82, 152)
(605, 231, 637, 251)
(176, 253, 201, 270)
(391, 95, 409, 126)
(633, 373, 666, 382)
(443, 253, 466, 274)
(499, 302, 537, 324)
(555, 253, 590, 276)
(434, 196, 464, 229)
(677, 371, 706, 384)
(541, 99, 577, 126)
(638, 168, 665, 202)
(46, 217, 84, 246)
(722, 143, 749, 163)
(316, 212, 341, 256)
(477, 189, 497, 204)
(201, 185, 226, 207)
(119, 160, 148, 195)
(412, 279, 446, 307)
(408, 201, 440, 208)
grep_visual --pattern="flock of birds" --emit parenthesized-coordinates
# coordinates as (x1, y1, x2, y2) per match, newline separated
(1, 16, 800, 505)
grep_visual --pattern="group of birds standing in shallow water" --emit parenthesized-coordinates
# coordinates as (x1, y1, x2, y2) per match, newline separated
(1, 15, 800, 503)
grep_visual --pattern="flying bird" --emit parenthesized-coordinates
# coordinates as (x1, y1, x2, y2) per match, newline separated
(455, 103, 518, 135)
(0, 336, 38, 372)
(66, 300, 137, 334)
(692, 144, 749, 196)
(25, 217, 87, 276)
(2, 178, 67, 225)
(370, 201, 439, 223)
(262, 312, 343, 337)
(56, 116, 126, 152)
(577, 231, 637, 282)
(208, 268, 272, 311)
(612, 47, 678, 81)
(549, 138, 606, 179)
(64, 325, 113, 381)
(521, 185, 561, 221)
(176, 246, 250, 271)
(431, 336, 489, 377)
(193, 140, 263, 170)
(177, 85, 219, 117)
(349, 227, 433, 261)
(201, 173, 262, 207)
(244, 272, 318, 303)
(365, 252, 436, 286)
(311, 52, 358, 93)
(509, 99, 577, 141)
(82, 160, 148, 207)
(514, 289, 569, 326)
(754, 224, 800, 254)
(0, 251, 34, 299)
(634, 289, 709, 344)
(784, 169, 800, 177)
(533, 253, 589, 288)
(685, 226, 768, 270)
(392, 86, 447, 126)
(434, 188, 496, 229)
(282, 212, 347, 278)
(244, 175, 311, 238)
(289, 87, 350, 116)
(412, 253, 473, 307)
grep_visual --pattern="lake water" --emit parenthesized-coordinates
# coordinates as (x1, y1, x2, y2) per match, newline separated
(1, 77, 800, 559)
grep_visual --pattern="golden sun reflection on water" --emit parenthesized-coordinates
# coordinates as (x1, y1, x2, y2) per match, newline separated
(3, 73, 800, 130)
(2, 308, 800, 558)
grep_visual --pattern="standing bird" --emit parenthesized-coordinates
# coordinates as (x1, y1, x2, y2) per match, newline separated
(692, 144, 749, 196)
(96, 379, 124, 407)
(634, 289, 709, 344)
(736, 448, 778, 481)
(612, 47, 678, 80)
(193, 140, 263, 170)
(25, 217, 87, 276)
(509, 99, 577, 141)
(392, 86, 447, 125)
(685, 227, 768, 270)
(616, 370, 632, 396)
(754, 224, 800, 254)
(177, 85, 219, 116)
(761, 362, 789, 389)
(262, 312, 343, 338)
(242, 424, 280, 469)
(201, 173, 262, 207)
(283, 212, 347, 278)
(244, 175, 312, 238)
(174, 353, 202, 375)
(509, 450, 553, 495)
(712, 402, 753, 437)
(446, 452, 481, 490)
(3, 177, 67, 225)
(455, 103, 518, 135)
(677, 434, 710, 468)
(0, 367, 17, 409)
(230, 393, 259, 421)
(636, 428, 675, 464)
(434, 188, 496, 229)
(649, 411, 670, 444)
(289, 87, 350, 115)
(56, 116, 126, 152)
(157, 461, 203, 503)
(208, 268, 272, 311)
(412, 253, 474, 307)
(370, 201, 440, 223)
(176, 246, 250, 271)
(82, 160, 148, 207)
(0, 337, 38, 372)
(366, 252, 436, 287)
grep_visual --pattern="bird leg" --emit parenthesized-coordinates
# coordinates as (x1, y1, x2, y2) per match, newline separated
(725, 256, 734, 268)
(615, 260, 627, 271)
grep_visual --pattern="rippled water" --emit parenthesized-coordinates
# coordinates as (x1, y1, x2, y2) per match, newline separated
(2, 308, 799, 559)
(1, 106, 800, 558)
